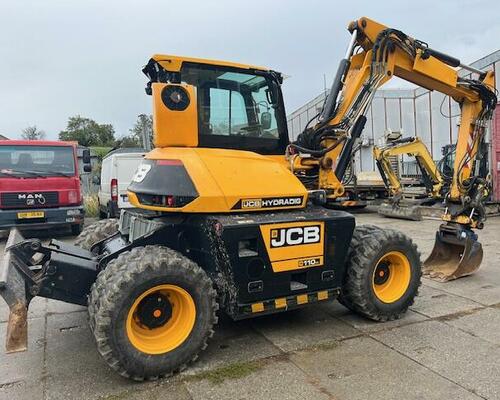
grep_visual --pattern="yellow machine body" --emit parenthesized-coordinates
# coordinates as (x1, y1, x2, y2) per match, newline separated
(152, 83, 199, 148)
(129, 147, 307, 213)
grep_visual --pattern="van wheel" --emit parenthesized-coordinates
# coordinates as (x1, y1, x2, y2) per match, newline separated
(75, 218, 119, 250)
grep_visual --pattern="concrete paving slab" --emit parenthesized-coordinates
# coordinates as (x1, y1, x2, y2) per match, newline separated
(46, 299, 86, 315)
(442, 307, 500, 346)
(0, 381, 44, 400)
(373, 320, 500, 399)
(185, 359, 331, 400)
(43, 312, 141, 400)
(78, 380, 192, 400)
(322, 300, 428, 332)
(187, 316, 282, 375)
(251, 306, 359, 352)
(290, 335, 481, 400)
(423, 268, 500, 306)
(409, 284, 481, 318)
(0, 318, 45, 388)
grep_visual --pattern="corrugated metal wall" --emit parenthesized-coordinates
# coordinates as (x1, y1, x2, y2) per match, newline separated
(287, 50, 500, 175)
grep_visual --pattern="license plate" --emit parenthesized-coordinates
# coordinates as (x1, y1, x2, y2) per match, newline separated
(17, 211, 45, 219)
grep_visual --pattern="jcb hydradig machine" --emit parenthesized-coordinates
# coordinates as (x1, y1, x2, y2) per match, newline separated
(0, 17, 496, 379)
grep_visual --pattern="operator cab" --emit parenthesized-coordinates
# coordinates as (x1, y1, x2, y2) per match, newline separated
(142, 56, 289, 155)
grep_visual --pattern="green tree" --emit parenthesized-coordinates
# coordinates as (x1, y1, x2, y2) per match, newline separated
(21, 125, 46, 140)
(59, 116, 115, 147)
(114, 135, 140, 148)
(129, 114, 153, 149)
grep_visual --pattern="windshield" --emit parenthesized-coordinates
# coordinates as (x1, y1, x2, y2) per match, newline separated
(0, 145, 76, 177)
(178, 63, 286, 153)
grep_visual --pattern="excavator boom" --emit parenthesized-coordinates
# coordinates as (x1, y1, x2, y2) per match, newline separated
(291, 17, 497, 280)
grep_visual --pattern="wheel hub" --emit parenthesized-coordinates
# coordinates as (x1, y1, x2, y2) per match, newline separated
(372, 251, 411, 304)
(373, 262, 390, 285)
(136, 293, 172, 329)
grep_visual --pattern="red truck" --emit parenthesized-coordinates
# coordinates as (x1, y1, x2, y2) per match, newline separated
(0, 140, 90, 234)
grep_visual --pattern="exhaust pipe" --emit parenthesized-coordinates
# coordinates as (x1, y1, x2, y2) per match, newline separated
(422, 223, 483, 282)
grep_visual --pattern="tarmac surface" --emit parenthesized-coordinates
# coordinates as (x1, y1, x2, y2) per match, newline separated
(1, 212, 500, 400)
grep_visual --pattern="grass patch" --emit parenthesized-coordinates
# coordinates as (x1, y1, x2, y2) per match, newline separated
(187, 360, 264, 385)
(84, 193, 100, 218)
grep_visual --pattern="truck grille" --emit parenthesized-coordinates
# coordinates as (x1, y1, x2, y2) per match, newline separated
(1, 192, 59, 208)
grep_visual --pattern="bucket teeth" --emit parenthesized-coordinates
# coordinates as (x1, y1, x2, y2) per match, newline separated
(423, 225, 483, 282)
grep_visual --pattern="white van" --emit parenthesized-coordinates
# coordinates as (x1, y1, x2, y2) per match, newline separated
(97, 149, 145, 218)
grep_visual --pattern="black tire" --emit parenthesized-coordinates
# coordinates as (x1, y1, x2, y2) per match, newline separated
(74, 218, 119, 250)
(339, 225, 421, 321)
(70, 223, 83, 236)
(88, 246, 218, 380)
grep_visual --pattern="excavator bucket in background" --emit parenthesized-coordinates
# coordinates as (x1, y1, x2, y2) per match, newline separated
(422, 223, 483, 282)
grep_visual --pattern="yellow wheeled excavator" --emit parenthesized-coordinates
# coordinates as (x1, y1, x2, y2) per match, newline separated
(374, 136, 445, 221)
(0, 17, 496, 380)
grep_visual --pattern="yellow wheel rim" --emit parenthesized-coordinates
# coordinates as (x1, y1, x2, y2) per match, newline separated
(372, 251, 411, 303)
(126, 284, 196, 355)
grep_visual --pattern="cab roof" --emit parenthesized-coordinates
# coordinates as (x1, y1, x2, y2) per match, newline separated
(150, 54, 270, 73)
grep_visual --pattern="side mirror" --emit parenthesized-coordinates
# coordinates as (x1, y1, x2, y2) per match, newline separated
(82, 149, 91, 164)
(92, 175, 100, 185)
(261, 112, 272, 130)
(83, 164, 92, 173)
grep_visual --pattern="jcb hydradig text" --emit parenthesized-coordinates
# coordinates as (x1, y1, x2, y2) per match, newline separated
(0, 16, 495, 379)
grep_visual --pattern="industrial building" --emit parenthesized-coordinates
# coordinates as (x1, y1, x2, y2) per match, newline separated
(287, 50, 500, 200)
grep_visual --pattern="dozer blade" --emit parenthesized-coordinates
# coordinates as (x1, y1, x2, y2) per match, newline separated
(378, 202, 422, 221)
(422, 224, 483, 282)
(0, 228, 99, 353)
(0, 229, 29, 353)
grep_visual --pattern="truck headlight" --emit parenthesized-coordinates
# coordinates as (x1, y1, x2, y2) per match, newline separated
(67, 209, 80, 216)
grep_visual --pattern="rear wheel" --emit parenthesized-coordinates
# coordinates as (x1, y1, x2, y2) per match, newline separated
(340, 225, 421, 321)
(74, 218, 118, 250)
(88, 246, 218, 380)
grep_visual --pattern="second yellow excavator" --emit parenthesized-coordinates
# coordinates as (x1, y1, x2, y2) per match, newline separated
(374, 136, 445, 221)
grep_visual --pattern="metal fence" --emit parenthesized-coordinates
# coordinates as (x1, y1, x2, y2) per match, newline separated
(287, 50, 500, 174)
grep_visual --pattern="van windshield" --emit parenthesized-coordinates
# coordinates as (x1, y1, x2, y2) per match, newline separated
(0, 145, 76, 177)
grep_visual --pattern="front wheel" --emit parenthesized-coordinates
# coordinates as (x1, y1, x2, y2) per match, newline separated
(88, 246, 218, 380)
(339, 225, 421, 321)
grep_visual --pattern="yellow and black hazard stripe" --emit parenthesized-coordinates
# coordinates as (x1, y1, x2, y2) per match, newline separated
(238, 288, 339, 317)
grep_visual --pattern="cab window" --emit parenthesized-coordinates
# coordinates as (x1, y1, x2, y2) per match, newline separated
(179, 63, 287, 154)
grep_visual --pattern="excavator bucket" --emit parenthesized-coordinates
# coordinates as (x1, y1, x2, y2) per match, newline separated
(422, 223, 483, 282)
(378, 202, 423, 221)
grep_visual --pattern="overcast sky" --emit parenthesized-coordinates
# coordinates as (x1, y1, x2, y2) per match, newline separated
(1, 0, 498, 140)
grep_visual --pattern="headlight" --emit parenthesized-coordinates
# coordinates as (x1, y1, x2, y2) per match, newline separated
(68, 190, 78, 203)
(67, 209, 80, 216)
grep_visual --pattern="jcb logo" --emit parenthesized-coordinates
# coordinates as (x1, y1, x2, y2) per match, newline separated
(242, 199, 262, 209)
(270, 225, 321, 248)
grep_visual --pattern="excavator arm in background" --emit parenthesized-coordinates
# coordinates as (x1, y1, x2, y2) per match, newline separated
(374, 137, 444, 221)
(290, 16, 497, 281)
(374, 136, 444, 199)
